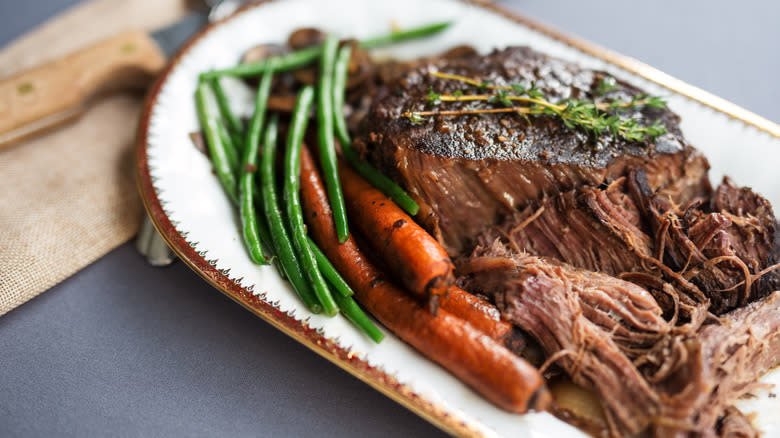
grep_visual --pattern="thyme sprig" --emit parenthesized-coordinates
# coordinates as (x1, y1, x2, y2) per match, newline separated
(405, 71, 668, 142)
(427, 90, 665, 113)
(594, 76, 619, 96)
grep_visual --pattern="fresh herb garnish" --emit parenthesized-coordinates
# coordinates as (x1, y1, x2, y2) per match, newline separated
(595, 76, 619, 96)
(405, 71, 668, 142)
(487, 89, 513, 107)
(511, 83, 526, 94)
(426, 87, 441, 105)
(407, 112, 426, 125)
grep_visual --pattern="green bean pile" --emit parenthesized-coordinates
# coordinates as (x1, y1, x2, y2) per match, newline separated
(193, 21, 451, 342)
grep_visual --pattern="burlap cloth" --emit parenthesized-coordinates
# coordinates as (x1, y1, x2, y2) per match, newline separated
(0, 0, 189, 315)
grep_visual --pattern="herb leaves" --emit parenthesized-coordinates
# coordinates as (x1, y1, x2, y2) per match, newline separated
(404, 72, 668, 142)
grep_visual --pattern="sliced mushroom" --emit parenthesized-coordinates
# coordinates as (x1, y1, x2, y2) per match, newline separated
(288, 27, 326, 50)
(345, 42, 375, 90)
(239, 44, 289, 87)
(240, 43, 288, 64)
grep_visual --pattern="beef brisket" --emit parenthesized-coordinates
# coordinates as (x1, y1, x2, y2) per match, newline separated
(357, 46, 711, 255)
(458, 242, 780, 437)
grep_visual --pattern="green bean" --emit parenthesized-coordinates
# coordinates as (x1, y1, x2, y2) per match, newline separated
(307, 236, 352, 298)
(332, 45, 353, 148)
(239, 60, 276, 265)
(230, 131, 245, 157)
(332, 288, 385, 343)
(215, 117, 239, 173)
(201, 46, 321, 79)
(195, 80, 238, 203)
(260, 114, 321, 313)
(332, 45, 420, 216)
(210, 76, 244, 136)
(239, 176, 267, 263)
(254, 192, 286, 280)
(343, 150, 419, 215)
(359, 21, 452, 49)
(285, 86, 339, 316)
(201, 21, 453, 80)
(316, 34, 349, 243)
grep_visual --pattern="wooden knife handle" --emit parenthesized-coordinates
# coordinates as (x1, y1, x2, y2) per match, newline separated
(0, 30, 166, 150)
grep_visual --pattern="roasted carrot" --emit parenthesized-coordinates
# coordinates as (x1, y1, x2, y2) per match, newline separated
(300, 146, 550, 413)
(337, 157, 509, 338)
(337, 160, 454, 311)
(442, 285, 513, 341)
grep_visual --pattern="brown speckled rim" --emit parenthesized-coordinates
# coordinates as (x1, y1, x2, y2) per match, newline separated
(135, 1, 780, 437)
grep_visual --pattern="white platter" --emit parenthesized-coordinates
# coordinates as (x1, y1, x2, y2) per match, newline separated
(136, 1, 780, 436)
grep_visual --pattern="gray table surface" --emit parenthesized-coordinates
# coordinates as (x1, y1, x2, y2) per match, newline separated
(1, 1, 778, 437)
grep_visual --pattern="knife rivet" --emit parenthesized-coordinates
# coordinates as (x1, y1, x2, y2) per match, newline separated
(121, 42, 136, 54)
(17, 82, 34, 95)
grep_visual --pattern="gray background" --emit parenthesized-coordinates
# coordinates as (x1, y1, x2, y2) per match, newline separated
(1, 1, 778, 437)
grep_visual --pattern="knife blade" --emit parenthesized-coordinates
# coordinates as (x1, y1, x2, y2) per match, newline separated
(150, 11, 208, 58)
(0, 7, 213, 150)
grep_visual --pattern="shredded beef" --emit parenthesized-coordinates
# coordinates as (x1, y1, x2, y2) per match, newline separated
(355, 43, 779, 438)
(476, 171, 777, 315)
(717, 407, 759, 438)
(459, 243, 671, 435)
(458, 242, 780, 437)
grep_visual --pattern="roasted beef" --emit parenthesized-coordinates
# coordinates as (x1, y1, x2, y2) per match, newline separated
(357, 46, 711, 255)
(476, 177, 651, 277)
(476, 171, 778, 314)
(459, 242, 671, 435)
(458, 242, 780, 437)
(356, 44, 779, 437)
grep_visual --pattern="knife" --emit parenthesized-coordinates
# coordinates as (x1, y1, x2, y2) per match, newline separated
(0, 1, 241, 150)
(0, 0, 242, 266)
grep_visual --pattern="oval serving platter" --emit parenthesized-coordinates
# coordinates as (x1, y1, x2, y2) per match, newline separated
(136, 0, 780, 436)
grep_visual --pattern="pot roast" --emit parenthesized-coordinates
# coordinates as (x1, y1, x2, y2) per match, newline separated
(356, 46, 711, 256)
(355, 45, 779, 437)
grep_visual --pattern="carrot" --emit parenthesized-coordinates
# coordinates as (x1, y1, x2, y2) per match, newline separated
(442, 285, 513, 341)
(300, 146, 550, 413)
(337, 160, 454, 311)
(336, 156, 509, 339)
